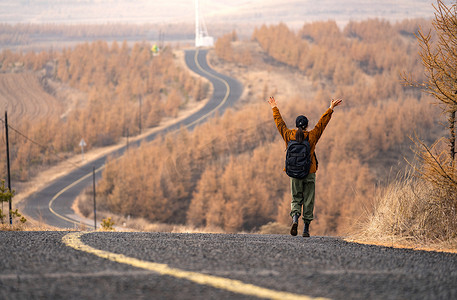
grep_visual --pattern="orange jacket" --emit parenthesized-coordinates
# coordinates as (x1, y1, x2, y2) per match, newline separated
(272, 106, 333, 173)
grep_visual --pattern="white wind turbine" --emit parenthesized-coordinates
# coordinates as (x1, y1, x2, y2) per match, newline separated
(195, 0, 214, 47)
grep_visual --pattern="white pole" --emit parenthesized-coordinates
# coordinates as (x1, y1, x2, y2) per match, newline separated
(195, 0, 199, 47)
(79, 138, 86, 161)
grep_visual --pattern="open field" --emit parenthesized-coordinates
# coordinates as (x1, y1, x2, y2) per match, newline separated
(0, 73, 62, 122)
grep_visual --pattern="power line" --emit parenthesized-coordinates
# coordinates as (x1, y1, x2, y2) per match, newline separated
(0, 117, 81, 170)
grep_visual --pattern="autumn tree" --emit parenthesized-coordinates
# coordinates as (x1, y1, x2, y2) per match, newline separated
(407, 0, 457, 164)
(215, 32, 236, 62)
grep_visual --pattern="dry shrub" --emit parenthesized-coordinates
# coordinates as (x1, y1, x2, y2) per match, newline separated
(354, 138, 457, 248)
(100, 217, 115, 231)
(410, 138, 457, 241)
(76, 188, 93, 218)
(413, 138, 457, 195)
(359, 173, 428, 242)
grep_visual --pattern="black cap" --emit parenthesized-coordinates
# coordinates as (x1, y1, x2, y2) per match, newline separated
(295, 115, 308, 129)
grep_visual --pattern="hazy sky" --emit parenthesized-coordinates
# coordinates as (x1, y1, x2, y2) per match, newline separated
(0, 0, 447, 27)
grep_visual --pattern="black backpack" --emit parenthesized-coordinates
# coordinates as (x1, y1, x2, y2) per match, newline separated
(285, 136, 311, 179)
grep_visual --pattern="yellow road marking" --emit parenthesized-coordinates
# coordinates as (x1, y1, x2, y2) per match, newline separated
(49, 165, 105, 227)
(63, 232, 329, 300)
(49, 49, 232, 228)
(186, 49, 231, 126)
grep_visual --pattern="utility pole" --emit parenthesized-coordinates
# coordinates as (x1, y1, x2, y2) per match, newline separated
(93, 166, 97, 230)
(138, 95, 142, 134)
(4, 111, 12, 225)
(126, 128, 129, 152)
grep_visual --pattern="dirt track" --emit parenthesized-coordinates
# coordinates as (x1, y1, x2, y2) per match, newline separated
(0, 72, 62, 122)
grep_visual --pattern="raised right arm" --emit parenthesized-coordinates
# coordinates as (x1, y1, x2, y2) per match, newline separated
(269, 97, 293, 143)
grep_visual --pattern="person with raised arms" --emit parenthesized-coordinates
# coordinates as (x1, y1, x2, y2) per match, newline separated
(268, 96, 343, 237)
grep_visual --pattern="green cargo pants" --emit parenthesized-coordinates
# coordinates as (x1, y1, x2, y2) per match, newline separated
(290, 173, 316, 223)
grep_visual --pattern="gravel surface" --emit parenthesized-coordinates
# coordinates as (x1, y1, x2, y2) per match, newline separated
(1, 231, 456, 299)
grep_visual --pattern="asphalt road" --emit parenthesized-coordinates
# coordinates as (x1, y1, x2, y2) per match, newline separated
(21, 49, 243, 229)
(1, 231, 456, 299)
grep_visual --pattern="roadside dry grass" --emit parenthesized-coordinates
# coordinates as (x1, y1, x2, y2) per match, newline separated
(74, 187, 226, 233)
(0, 221, 75, 231)
(257, 222, 290, 235)
(346, 237, 457, 254)
(0, 224, 27, 231)
(347, 170, 457, 254)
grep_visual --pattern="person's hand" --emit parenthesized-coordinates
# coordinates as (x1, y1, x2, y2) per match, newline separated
(330, 98, 343, 110)
(268, 96, 277, 108)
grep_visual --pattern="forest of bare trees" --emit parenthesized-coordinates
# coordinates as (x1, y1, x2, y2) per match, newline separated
(78, 18, 444, 235)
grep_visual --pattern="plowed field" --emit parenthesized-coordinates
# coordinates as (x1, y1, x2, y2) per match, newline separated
(0, 72, 62, 122)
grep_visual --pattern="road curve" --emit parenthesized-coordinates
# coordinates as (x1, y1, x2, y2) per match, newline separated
(1, 231, 456, 299)
(22, 49, 243, 229)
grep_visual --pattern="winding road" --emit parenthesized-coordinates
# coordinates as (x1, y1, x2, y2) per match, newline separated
(22, 49, 243, 229)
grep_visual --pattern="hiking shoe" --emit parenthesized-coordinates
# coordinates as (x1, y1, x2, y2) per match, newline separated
(290, 222, 298, 236)
(290, 214, 299, 236)
(302, 222, 310, 237)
